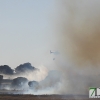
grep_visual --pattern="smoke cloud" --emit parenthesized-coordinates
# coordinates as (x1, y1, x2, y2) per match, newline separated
(1, 0, 100, 95)
(54, 0, 100, 94)
(0, 63, 61, 94)
(39, 70, 61, 89)
(57, 0, 100, 67)
(25, 70, 61, 94)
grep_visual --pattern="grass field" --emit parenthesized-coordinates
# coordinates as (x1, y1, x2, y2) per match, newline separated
(0, 94, 97, 100)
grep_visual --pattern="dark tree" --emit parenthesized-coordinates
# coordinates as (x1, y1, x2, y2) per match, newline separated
(12, 77, 28, 89)
(15, 63, 36, 73)
(28, 81, 39, 88)
(0, 65, 13, 75)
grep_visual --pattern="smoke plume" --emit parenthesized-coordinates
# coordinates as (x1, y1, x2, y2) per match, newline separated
(54, 0, 100, 94)
(56, 0, 100, 66)
(0, 63, 61, 93)
(39, 70, 61, 89)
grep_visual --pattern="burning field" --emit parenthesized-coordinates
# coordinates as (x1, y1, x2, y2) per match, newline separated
(53, 0, 100, 95)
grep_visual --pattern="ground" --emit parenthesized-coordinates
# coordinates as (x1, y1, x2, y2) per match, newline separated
(0, 94, 97, 100)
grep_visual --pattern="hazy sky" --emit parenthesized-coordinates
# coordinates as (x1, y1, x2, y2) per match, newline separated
(0, 0, 57, 68)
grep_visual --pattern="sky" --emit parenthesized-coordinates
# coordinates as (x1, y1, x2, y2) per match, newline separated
(1, 0, 100, 69)
(0, 0, 57, 68)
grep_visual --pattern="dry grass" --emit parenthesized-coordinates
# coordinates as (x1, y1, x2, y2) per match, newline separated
(0, 94, 98, 100)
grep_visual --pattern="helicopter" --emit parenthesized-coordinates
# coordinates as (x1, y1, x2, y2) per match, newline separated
(50, 50, 59, 60)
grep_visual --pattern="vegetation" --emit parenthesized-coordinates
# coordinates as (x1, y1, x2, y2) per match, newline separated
(0, 94, 96, 100)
